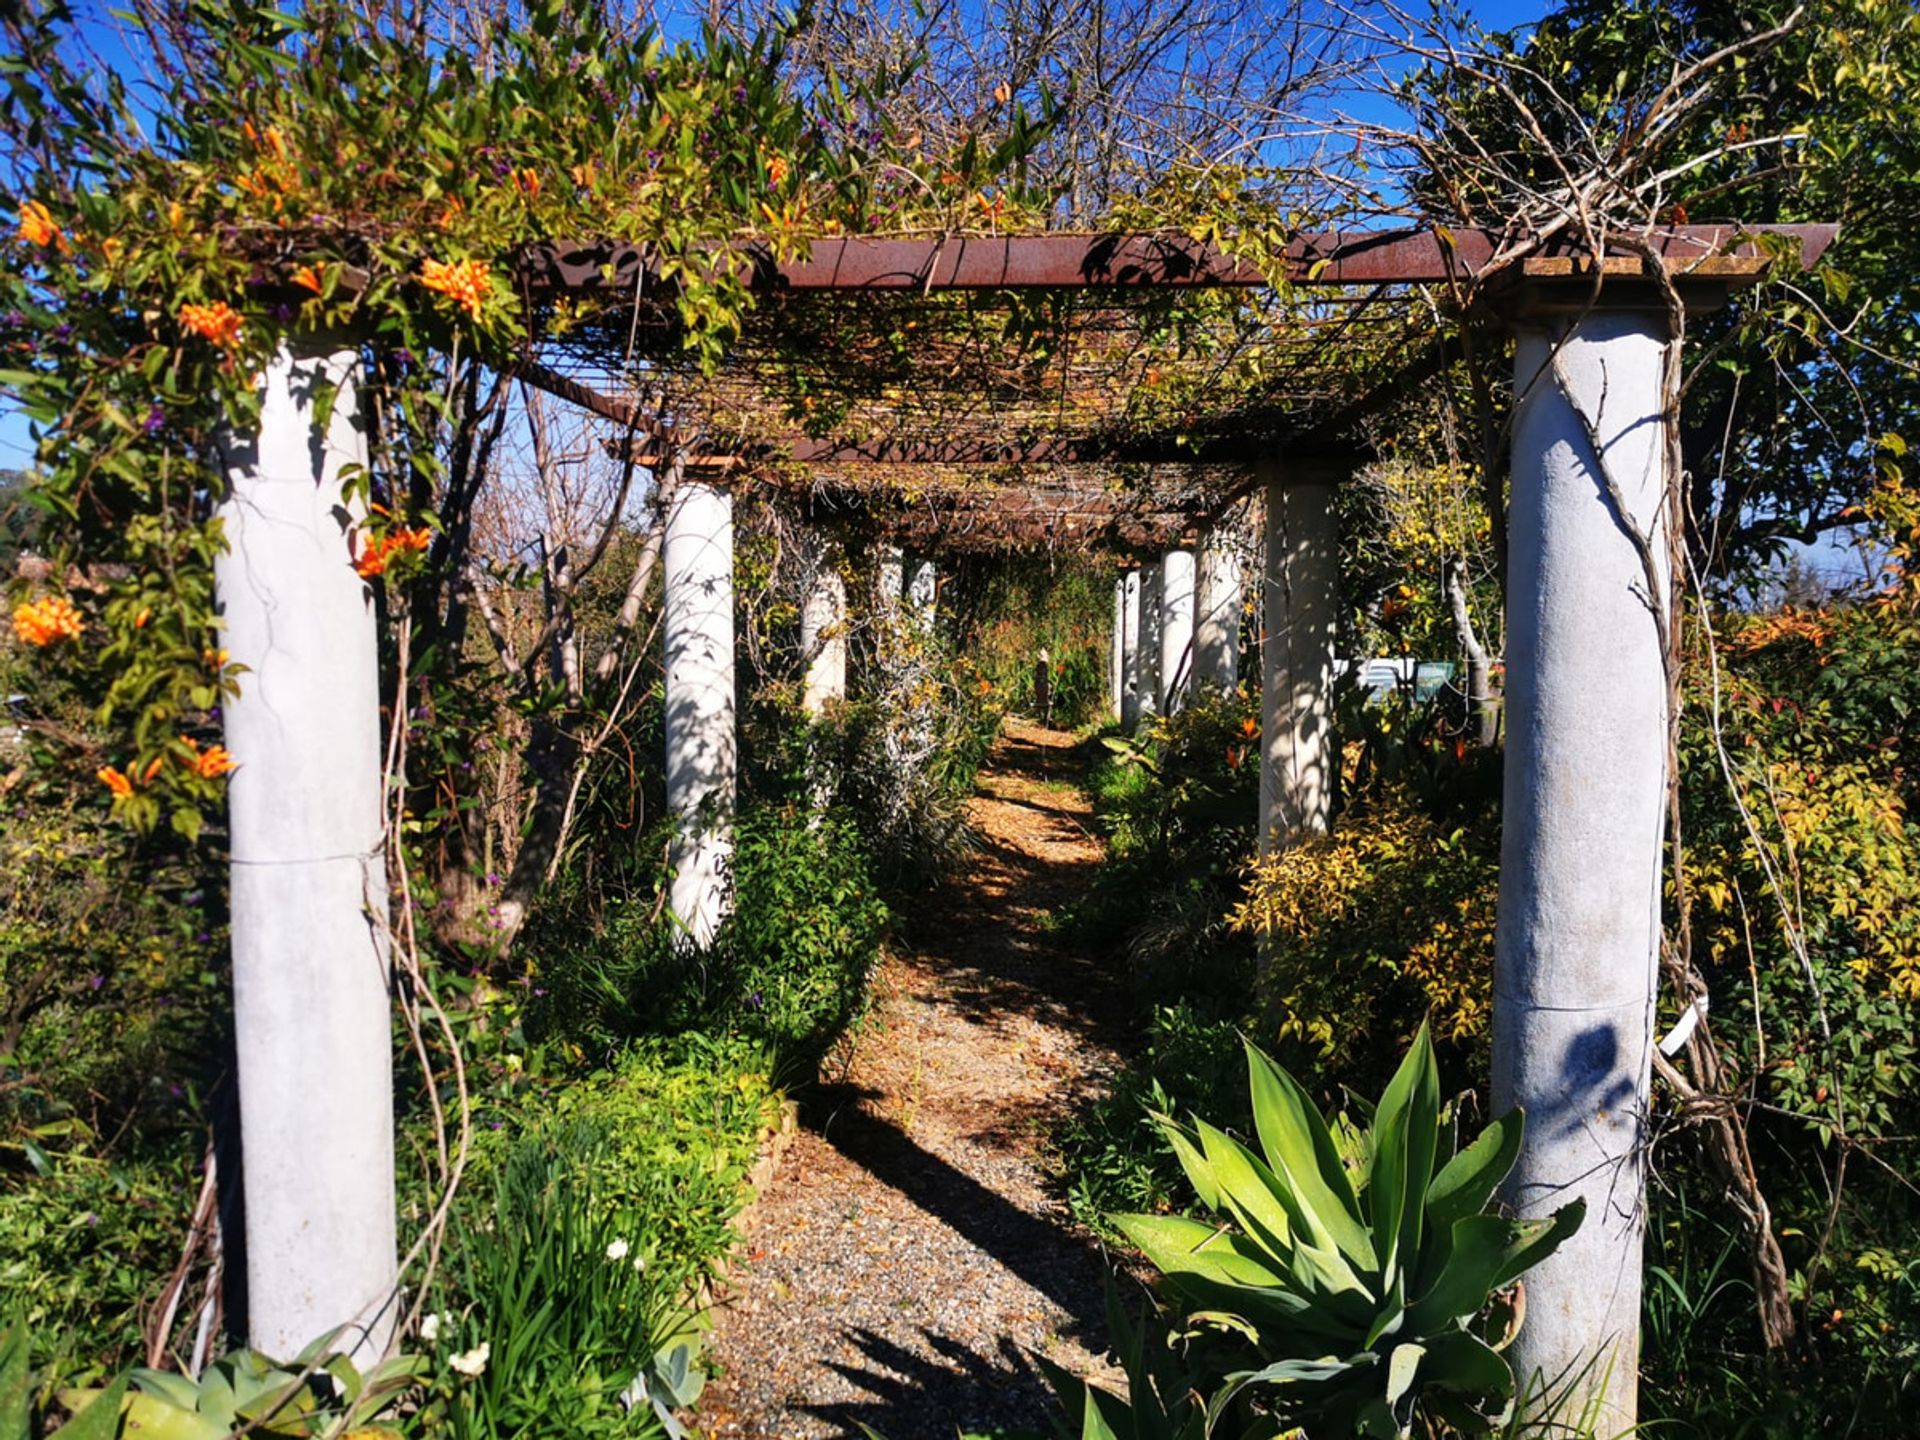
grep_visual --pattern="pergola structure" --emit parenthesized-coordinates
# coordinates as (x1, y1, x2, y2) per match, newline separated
(216, 220, 1832, 1423)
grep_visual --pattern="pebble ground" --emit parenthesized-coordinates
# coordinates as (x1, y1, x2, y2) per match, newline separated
(697, 721, 1130, 1439)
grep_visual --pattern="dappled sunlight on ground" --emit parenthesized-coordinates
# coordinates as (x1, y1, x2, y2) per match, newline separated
(698, 720, 1129, 1439)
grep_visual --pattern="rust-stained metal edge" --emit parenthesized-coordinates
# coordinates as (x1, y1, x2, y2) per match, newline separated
(518, 224, 1836, 294)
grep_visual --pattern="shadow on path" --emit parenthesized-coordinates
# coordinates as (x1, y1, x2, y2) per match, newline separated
(699, 720, 1129, 1440)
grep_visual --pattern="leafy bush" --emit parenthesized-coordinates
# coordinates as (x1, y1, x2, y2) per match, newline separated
(1114, 1028, 1581, 1438)
(1057, 1002, 1248, 1232)
(426, 1036, 779, 1440)
(1231, 791, 1498, 1095)
(0, 1151, 195, 1372)
(524, 805, 888, 1073)
(949, 557, 1116, 729)
(1078, 689, 1262, 1010)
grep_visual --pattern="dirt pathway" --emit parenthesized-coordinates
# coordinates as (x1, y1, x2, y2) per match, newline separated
(698, 719, 1128, 1439)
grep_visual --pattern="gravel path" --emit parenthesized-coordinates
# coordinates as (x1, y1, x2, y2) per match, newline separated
(697, 720, 1130, 1439)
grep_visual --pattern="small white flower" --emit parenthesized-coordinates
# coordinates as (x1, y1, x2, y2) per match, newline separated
(419, 1312, 446, 1343)
(632, 1254, 645, 1273)
(605, 1238, 631, 1262)
(448, 1342, 490, 1378)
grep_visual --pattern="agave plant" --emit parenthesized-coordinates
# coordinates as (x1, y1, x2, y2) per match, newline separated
(63, 1341, 422, 1440)
(1113, 1026, 1582, 1439)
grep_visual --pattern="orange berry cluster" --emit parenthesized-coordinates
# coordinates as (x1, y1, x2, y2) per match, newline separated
(419, 258, 491, 321)
(354, 525, 433, 579)
(12, 594, 85, 646)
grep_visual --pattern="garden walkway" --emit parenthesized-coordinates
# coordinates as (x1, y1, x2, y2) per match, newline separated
(698, 719, 1129, 1438)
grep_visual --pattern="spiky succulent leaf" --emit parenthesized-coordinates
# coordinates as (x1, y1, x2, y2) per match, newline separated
(1244, 1041, 1378, 1274)
(1365, 1023, 1440, 1286)
(1424, 1110, 1523, 1234)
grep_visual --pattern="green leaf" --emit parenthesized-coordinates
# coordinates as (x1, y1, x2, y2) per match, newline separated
(1405, 1216, 1521, 1332)
(1385, 1341, 1425, 1411)
(1489, 1199, 1585, 1291)
(50, 1374, 131, 1440)
(1424, 1110, 1523, 1234)
(1368, 1023, 1440, 1283)
(1245, 1040, 1376, 1271)
(1, 1318, 29, 1440)
(1112, 1214, 1286, 1290)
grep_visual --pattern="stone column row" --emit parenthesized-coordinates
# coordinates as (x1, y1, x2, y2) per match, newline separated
(225, 296, 1674, 1429)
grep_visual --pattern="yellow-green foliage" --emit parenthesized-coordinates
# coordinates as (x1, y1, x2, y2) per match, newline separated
(1231, 796, 1499, 1064)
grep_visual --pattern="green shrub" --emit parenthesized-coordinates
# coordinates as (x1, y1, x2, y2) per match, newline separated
(1112, 1029, 1581, 1439)
(1058, 1002, 1248, 1233)
(425, 1036, 778, 1440)
(523, 805, 887, 1073)
(0, 1152, 194, 1371)
(1078, 690, 1262, 1010)
(948, 557, 1116, 729)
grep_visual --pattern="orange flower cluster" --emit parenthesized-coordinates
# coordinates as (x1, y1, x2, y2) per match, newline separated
(766, 154, 790, 186)
(354, 525, 433, 578)
(98, 756, 165, 798)
(180, 300, 244, 348)
(419, 258, 490, 321)
(12, 595, 84, 646)
(180, 736, 236, 778)
(291, 264, 325, 294)
(18, 199, 64, 249)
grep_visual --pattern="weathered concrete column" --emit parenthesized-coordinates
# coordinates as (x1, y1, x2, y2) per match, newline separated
(877, 543, 905, 608)
(215, 343, 397, 1362)
(1257, 464, 1339, 856)
(1136, 563, 1164, 724)
(1494, 308, 1673, 1430)
(1195, 526, 1243, 690)
(663, 478, 736, 948)
(800, 539, 847, 714)
(1109, 574, 1126, 721)
(1159, 548, 1196, 713)
(1120, 568, 1143, 731)
(907, 554, 937, 630)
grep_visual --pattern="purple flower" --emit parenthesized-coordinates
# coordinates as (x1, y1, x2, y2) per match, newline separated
(88, 974, 105, 989)
(195, 931, 211, 943)
(3, 311, 24, 327)
(733, 85, 748, 104)
(143, 403, 166, 435)
(51, 323, 73, 341)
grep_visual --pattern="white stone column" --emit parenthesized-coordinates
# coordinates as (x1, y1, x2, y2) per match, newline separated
(877, 543, 905, 608)
(215, 344, 397, 1362)
(800, 540, 847, 715)
(1159, 549, 1196, 713)
(907, 554, 937, 630)
(1109, 574, 1126, 721)
(1120, 568, 1143, 731)
(1196, 526, 1243, 690)
(1257, 464, 1338, 856)
(664, 479, 736, 948)
(1136, 563, 1164, 724)
(1494, 309, 1672, 1432)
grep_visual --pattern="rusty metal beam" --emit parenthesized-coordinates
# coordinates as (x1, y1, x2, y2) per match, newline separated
(521, 224, 1836, 295)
